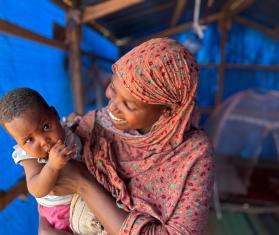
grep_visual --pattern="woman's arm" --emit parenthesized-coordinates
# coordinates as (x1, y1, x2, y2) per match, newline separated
(53, 161, 128, 235)
(77, 177, 128, 234)
(54, 148, 213, 235)
(58, 155, 213, 235)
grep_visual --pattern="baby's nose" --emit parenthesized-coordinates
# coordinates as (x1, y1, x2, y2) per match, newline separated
(41, 138, 51, 153)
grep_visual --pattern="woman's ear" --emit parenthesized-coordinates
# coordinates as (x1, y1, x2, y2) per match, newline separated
(162, 105, 171, 117)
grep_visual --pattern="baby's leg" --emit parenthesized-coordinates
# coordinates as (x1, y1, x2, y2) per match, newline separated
(38, 204, 71, 232)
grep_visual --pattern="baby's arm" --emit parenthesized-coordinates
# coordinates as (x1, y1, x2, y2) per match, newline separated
(21, 159, 59, 198)
(21, 140, 75, 198)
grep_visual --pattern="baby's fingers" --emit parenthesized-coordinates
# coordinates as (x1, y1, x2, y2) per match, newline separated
(52, 140, 64, 150)
(61, 145, 76, 157)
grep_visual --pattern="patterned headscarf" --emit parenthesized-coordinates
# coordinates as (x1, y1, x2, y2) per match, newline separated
(111, 38, 199, 151)
(78, 38, 213, 234)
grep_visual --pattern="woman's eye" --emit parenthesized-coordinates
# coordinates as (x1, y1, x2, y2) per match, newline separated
(43, 123, 51, 131)
(110, 81, 115, 90)
(125, 102, 136, 111)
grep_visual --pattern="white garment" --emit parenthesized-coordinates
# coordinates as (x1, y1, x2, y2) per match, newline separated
(12, 125, 82, 207)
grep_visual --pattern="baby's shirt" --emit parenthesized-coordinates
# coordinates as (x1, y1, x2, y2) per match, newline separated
(12, 125, 82, 207)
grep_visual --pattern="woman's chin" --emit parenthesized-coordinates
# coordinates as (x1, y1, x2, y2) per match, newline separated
(111, 120, 130, 130)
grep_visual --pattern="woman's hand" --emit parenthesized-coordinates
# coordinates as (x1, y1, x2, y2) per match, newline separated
(66, 112, 82, 130)
(52, 160, 92, 196)
(53, 161, 128, 235)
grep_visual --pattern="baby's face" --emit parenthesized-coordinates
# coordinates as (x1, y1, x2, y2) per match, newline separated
(4, 107, 64, 158)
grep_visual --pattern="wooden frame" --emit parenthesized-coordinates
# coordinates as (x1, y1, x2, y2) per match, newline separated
(170, 0, 187, 27)
(234, 16, 279, 40)
(51, 0, 120, 46)
(127, 12, 226, 47)
(0, 18, 113, 63)
(200, 63, 279, 71)
(0, 19, 66, 50)
(82, 0, 144, 23)
(1, 0, 278, 212)
(0, 178, 28, 211)
(67, 6, 84, 114)
(215, 19, 229, 105)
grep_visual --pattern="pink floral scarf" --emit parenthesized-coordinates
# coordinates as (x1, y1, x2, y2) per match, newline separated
(77, 38, 214, 234)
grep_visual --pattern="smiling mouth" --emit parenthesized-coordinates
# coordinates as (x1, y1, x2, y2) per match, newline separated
(108, 110, 127, 124)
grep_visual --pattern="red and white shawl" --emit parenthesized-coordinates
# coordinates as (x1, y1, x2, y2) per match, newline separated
(78, 38, 214, 235)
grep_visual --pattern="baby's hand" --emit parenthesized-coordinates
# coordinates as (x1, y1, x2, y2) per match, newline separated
(47, 140, 76, 171)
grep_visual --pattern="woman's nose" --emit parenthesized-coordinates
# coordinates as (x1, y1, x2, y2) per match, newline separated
(105, 82, 115, 100)
(108, 101, 118, 113)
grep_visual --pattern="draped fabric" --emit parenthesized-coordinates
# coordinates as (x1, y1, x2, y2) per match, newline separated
(77, 38, 214, 234)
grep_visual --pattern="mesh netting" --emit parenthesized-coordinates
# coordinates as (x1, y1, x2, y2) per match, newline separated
(206, 89, 279, 160)
(205, 90, 279, 195)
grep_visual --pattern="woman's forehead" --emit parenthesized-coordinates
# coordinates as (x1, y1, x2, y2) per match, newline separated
(113, 76, 138, 102)
(113, 76, 162, 110)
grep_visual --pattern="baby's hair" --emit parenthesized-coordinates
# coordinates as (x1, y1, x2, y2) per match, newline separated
(0, 88, 49, 124)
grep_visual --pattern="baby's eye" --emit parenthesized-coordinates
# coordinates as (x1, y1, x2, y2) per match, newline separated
(43, 123, 51, 131)
(24, 137, 33, 144)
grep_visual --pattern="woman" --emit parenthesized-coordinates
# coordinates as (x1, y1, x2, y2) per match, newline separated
(41, 38, 214, 235)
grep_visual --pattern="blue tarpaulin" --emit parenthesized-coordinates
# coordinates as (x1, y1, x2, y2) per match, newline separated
(0, 1, 118, 234)
(0, 1, 278, 234)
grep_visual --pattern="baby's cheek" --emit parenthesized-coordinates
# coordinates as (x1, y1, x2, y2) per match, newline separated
(24, 146, 41, 157)
(53, 133, 63, 144)
(53, 125, 65, 141)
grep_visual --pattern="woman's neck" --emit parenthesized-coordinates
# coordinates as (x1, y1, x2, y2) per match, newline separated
(137, 125, 152, 135)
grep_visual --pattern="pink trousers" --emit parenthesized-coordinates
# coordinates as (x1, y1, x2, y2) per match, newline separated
(38, 204, 71, 232)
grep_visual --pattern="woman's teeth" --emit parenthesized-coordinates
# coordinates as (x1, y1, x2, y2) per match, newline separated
(108, 111, 126, 123)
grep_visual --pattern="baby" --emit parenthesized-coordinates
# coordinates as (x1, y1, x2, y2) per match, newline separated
(0, 88, 82, 232)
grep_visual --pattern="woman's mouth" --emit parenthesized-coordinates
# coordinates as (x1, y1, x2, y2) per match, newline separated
(108, 110, 127, 124)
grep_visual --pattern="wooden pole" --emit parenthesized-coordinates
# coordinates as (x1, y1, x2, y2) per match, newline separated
(82, 0, 143, 23)
(225, 63, 279, 71)
(200, 63, 279, 71)
(67, 1, 84, 114)
(0, 18, 114, 63)
(215, 19, 230, 106)
(124, 0, 255, 48)
(234, 16, 279, 40)
(0, 178, 28, 211)
(126, 12, 225, 47)
(170, 0, 187, 27)
(213, 0, 254, 105)
(51, 0, 120, 46)
(0, 19, 66, 50)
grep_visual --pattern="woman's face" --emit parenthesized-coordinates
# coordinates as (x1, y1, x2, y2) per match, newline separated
(105, 76, 165, 134)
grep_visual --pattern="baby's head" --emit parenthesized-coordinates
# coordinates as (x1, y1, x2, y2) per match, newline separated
(0, 88, 64, 158)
